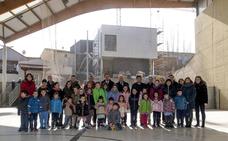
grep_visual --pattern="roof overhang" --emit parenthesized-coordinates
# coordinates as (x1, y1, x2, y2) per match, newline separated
(0, 0, 196, 43)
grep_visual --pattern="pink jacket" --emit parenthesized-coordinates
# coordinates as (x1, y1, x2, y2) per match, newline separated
(152, 100, 163, 112)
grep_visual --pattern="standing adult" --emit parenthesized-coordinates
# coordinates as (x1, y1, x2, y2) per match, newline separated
(47, 75, 54, 95)
(182, 77, 196, 128)
(70, 75, 80, 88)
(116, 74, 129, 93)
(84, 75, 96, 91)
(163, 79, 176, 99)
(146, 76, 154, 93)
(20, 73, 36, 97)
(131, 75, 147, 95)
(101, 73, 114, 92)
(168, 74, 179, 98)
(63, 81, 73, 98)
(194, 76, 208, 128)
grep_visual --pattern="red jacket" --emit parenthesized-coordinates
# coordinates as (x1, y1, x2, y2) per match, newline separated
(20, 80, 36, 97)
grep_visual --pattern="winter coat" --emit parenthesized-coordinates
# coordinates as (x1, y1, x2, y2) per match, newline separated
(86, 92, 95, 109)
(101, 79, 115, 92)
(28, 96, 40, 113)
(18, 97, 29, 113)
(129, 94, 139, 112)
(195, 83, 208, 104)
(39, 95, 50, 112)
(163, 84, 176, 98)
(174, 95, 188, 110)
(63, 101, 75, 116)
(152, 99, 163, 112)
(92, 88, 107, 104)
(139, 99, 151, 114)
(108, 109, 121, 124)
(20, 80, 36, 97)
(107, 91, 120, 102)
(116, 81, 129, 92)
(131, 82, 147, 94)
(149, 84, 164, 101)
(76, 101, 89, 117)
(163, 98, 175, 112)
(182, 83, 196, 109)
(50, 98, 62, 113)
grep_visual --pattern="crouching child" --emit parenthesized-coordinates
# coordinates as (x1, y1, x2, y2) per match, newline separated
(163, 94, 175, 128)
(107, 103, 122, 130)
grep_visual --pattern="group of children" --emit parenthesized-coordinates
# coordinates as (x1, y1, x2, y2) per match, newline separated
(18, 85, 191, 132)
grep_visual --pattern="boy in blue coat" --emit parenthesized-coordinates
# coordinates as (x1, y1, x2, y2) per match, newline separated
(28, 91, 40, 132)
(50, 92, 62, 130)
(174, 90, 188, 127)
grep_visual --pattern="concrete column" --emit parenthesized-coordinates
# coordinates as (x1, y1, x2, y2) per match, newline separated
(1, 42, 7, 105)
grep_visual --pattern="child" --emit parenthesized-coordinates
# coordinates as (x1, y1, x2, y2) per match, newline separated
(93, 82, 107, 104)
(139, 94, 151, 128)
(72, 86, 81, 128)
(107, 85, 120, 102)
(75, 95, 90, 129)
(122, 85, 130, 108)
(50, 93, 62, 130)
(18, 90, 30, 132)
(118, 95, 128, 127)
(95, 96, 106, 128)
(86, 88, 96, 127)
(129, 88, 139, 128)
(108, 103, 122, 130)
(39, 88, 50, 129)
(152, 92, 163, 128)
(106, 97, 114, 114)
(63, 97, 75, 129)
(174, 90, 188, 127)
(163, 94, 175, 128)
(28, 91, 40, 132)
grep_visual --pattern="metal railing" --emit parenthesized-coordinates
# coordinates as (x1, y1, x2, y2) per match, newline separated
(8, 85, 20, 106)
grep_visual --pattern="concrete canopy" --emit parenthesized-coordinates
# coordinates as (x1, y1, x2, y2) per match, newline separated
(0, 0, 196, 43)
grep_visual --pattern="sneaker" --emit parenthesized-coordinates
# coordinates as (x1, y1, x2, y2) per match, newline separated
(18, 128, 22, 132)
(194, 124, 199, 127)
(53, 127, 58, 131)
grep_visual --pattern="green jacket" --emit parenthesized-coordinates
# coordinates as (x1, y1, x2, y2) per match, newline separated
(93, 88, 107, 104)
(139, 99, 152, 114)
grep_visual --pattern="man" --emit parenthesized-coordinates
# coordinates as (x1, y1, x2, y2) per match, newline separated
(101, 73, 114, 92)
(146, 76, 154, 92)
(168, 74, 179, 97)
(131, 75, 147, 94)
(116, 74, 129, 92)
(47, 75, 54, 95)
(71, 75, 80, 88)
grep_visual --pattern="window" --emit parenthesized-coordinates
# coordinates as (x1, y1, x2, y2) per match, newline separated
(104, 34, 117, 51)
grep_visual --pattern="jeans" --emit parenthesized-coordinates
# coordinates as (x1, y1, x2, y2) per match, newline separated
(20, 112, 29, 131)
(30, 113, 38, 130)
(185, 105, 193, 126)
(195, 102, 206, 126)
(52, 113, 60, 128)
(176, 110, 185, 126)
(63, 115, 72, 127)
(164, 112, 173, 126)
(39, 111, 49, 128)
(130, 110, 138, 126)
(153, 111, 161, 126)
(86, 108, 96, 125)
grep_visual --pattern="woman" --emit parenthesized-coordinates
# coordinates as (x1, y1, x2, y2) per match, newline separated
(194, 76, 208, 128)
(20, 73, 36, 97)
(163, 79, 176, 99)
(63, 81, 73, 98)
(182, 77, 196, 128)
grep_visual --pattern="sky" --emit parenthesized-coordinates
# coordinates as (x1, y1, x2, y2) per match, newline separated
(2, 8, 196, 57)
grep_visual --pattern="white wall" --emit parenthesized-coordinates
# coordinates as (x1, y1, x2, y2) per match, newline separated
(100, 25, 157, 59)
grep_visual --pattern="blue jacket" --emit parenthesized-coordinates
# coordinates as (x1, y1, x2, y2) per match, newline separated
(182, 83, 196, 109)
(28, 96, 40, 113)
(174, 95, 188, 110)
(50, 98, 62, 113)
(107, 91, 120, 102)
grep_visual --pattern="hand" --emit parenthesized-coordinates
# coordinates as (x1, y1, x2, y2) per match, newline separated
(28, 112, 31, 115)
(204, 103, 208, 106)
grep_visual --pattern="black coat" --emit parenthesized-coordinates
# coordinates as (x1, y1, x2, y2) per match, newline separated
(129, 94, 139, 111)
(131, 82, 147, 93)
(116, 81, 129, 92)
(101, 79, 115, 92)
(163, 84, 176, 98)
(18, 97, 29, 113)
(195, 83, 208, 104)
(76, 102, 89, 116)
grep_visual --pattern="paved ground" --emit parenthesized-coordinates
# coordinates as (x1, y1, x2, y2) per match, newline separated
(0, 108, 228, 141)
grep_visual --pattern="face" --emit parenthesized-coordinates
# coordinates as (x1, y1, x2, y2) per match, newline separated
(67, 82, 71, 88)
(33, 92, 38, 97)
(112, 86, 118, 91)
(98, 98, 103, 103)
(73, 87, 79, 94)
(155, 80, 160, 86)
(79, 89, 84, 95)
(143, 94, 148, 100)
(132, 89, 137, 95)
(81, 96, 86, 103)
(95, 83, 100, 88)
(42, 81, 47, 86)
(119, 96, 124, 102)
(166, 81, 171, 86)
(169, 75, 174, 81)
(109, 100, 114, 104)
(185, 78, 191, 83)
(148, 77, 153, 83)
(41, 90, 46, 96)
(68, 98, 72, 103)
(54, 94, 59, 99)
(119, 76, 124, 82)
(21, 92, 26, 98)
(89, 76, 94, 81)
(164, 94, 169, 99)
(136, 76, 142, 83)
(142, 88, 147, 93)
(177, 91, 182, 96)
(47, 76, 52, 81)
(154, 92, 158, 98)
(87, 89, 92, 94)
(105, 74, 110, 80)
(195, 77, 201, 84)
(123, 86, 128, 92)
(54, 83, 60, 89)
(71, 76, 76, 82)
(113, 105, 118, 110)
(27, 74, 32, 81)
(179, 79, 184, 85)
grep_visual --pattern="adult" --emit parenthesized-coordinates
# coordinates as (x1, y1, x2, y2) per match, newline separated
(194, 76, 208, 128)
(146, 76, 154, 93)
(63, 81, 73, 98)
(177, 78, 185, 90)
(47, 75, 54, 95)
(149, 79, 164, 101)
(131, 75, 147, 95)
(20, 73, 36, 97)
(101, 73, 115, 92)
(84, 75, 96, 91)
(50, 82, 64, 100)
(168, 74, 179, 98)
(163, 79, 176, 98)
(70, 75, 80, 88)
(116, 74, 129, 92)
(182, 77, 196, 128)
(37, 79, 48, 97)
